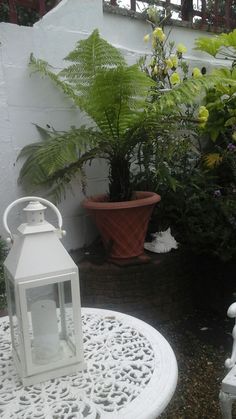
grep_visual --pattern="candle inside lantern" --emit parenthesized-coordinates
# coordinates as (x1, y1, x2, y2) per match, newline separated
(31, 299, 60, 363)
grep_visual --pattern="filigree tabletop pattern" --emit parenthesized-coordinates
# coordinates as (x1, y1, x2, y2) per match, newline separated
(0, 308, 178, 419)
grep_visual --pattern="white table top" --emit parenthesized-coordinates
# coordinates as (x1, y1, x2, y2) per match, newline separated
(0, 308, 178, 419)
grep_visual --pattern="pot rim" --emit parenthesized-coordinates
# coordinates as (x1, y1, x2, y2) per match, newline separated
(82, 191, 161, 210)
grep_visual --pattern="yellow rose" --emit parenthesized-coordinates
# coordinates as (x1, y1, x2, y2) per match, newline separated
(171, 55, 178, 68)
(177, 43, 187, 54)
(165, 58, 173, 69)
(147, 6, 157, 21)
(198, 106, 209, 127)
(143, 34, 150, 43)
(170, 72, 180, 85)
(153, 27, 166, 42)
(198, 106, 209, 121)
(192, 67, 202, 78)
(153, 65, 158, 75)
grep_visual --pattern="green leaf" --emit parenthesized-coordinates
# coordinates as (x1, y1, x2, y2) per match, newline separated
(220, 29, 236, 48)
(195, 36, 224, 57)
(210, 128, 220, 142)
(225, 117, 236, 127)
(157, 74, 220, 110)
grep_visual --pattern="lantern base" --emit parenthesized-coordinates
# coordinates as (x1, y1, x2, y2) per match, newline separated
(23, 362, 86, 386)
(13, 350, 86, 386)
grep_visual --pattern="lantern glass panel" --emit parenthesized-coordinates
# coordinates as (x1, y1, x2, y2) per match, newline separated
(25, 279, 76, 368)
(7, 280, 20, 359)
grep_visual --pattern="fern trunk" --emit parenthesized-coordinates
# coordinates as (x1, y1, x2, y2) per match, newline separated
(109, 156, 131, 202)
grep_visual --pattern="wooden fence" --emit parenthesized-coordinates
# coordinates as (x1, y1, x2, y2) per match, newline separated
(0, 0, 58, 24)
(1, 0, 235, 30)
(108, 0, 236, 31)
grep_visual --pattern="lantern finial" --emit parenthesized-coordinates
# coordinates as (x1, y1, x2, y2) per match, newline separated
(23, 201, 47, 225)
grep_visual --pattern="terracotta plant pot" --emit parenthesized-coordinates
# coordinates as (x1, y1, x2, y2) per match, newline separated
(83, 191, 161, 260)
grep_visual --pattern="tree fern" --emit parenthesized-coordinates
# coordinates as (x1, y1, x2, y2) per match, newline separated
(20, 29, 231, 202)
(20, 30, 158, 201)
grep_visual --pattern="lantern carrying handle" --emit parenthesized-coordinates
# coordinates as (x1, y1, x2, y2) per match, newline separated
(3, 196, 63, 242)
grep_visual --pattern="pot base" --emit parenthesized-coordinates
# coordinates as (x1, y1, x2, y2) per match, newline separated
(108, 253, 151, 266)
(83, 191, 161, 259)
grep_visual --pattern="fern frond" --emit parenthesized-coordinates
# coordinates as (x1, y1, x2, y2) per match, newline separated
(195, 30, 236, 58)
(212, 67, 236, 82)
(18, 126, 103, 192)
(29, 31, 154, 131)
(63, 29, 125, 75)
(157, 74, 234, 110)
(219, 29, 236, 49)
(59, 29, 126, 111)
(29, 31, 131, 115)
(85, 65, 154, 138)
(33, 124, 53, 140)
(29, 54, 80, 106)
(195, 36, 224, 57)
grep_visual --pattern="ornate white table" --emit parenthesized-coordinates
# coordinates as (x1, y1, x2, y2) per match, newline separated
(0, 308, 178, 418)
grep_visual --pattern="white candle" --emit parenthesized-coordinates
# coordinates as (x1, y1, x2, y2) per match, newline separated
(31, 299, 60, 362)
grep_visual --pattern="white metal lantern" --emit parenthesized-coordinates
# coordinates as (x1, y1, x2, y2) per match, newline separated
(3, 196, 85, 386)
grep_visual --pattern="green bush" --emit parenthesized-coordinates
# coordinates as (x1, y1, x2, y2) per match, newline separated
(134, 28, 236, 261)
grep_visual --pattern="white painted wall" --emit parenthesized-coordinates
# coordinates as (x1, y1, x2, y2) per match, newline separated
(0, 0, 227, 250)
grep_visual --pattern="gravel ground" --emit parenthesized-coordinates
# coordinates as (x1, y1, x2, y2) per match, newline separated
(158, 309, 232, 419)
(1, 239, 234, 419)
(75, 245, 236, 418)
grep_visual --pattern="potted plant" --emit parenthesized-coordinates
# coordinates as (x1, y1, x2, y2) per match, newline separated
(18, 30, 161, 261)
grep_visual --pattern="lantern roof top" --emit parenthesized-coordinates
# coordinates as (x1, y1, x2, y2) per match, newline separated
(4, 231, 77, 281)
(23, 201, 47, 212)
